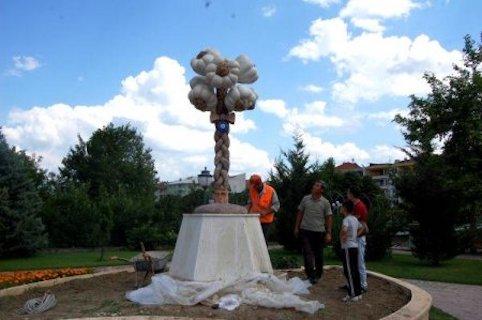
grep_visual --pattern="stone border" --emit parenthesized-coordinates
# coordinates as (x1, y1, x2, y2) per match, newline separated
(323, 265, 432, 320)
(0, 265, 431, 320)
(66, 317, 217, 320)
(372, 270, 432, 320)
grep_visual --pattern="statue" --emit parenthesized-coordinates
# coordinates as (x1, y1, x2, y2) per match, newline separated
(188, 49, 258, 206)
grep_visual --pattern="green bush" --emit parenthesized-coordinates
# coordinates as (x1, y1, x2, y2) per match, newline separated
(0, 131, 47, 257)
(126, 223, 163, 250)
(332, 196, 394, 261)
(42, 183, 107, 247)
(395, 154, 459, 265)
(270, 255, 301, 269)
(366, 196, 394, 260)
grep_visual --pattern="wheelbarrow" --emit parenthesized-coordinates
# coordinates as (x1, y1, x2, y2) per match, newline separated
(110, 242, 171, 288)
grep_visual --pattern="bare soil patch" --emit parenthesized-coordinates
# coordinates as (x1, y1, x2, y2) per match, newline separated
(0, 268, 410, 320)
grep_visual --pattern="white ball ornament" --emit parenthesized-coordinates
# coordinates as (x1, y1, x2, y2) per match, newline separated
(188, 84, 217, 112)
(190, 48, 222, 76)
(225, 85, 257, 111)
(205, 59, 240, 89)
(236, 54, 258, 84)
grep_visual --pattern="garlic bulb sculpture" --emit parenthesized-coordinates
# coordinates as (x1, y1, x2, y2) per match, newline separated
(188, 76, 217, 112)
(187, 48, 259, 204)
(225, 85, 258, 112)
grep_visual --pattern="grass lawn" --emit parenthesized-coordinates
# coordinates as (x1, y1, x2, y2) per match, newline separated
(269, 249, 482, 285)
(2, 248, 481, 286)
(430, 307, 458, 320)
(0, 249, 138, 271)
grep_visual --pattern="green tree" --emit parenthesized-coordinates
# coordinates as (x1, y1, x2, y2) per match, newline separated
(395, 35, 482, 252)
(60, 123, 158, 198)
(270, 134, 394, 259)
(55, 124, 159, 248)
(395, 155, 459, 265)
(42, 182, 101, 247)
(269, 135, 317, 250)
(0, 130, 47, 257)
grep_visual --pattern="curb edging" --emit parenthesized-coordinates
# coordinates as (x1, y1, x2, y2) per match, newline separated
(0, 265, 431, 320)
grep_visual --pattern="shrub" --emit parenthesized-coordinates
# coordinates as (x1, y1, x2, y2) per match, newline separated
(126, 224, 163, 250)
(0, 131, 47, 257)
(395, 154, 459, 265)
(331, 196, 394, 261)
(270, 255, 301, 269)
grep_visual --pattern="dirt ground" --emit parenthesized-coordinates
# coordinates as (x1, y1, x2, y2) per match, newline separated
(0, 269, 410, 320)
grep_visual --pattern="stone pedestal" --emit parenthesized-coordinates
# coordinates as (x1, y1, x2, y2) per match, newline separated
(169, 214, 273, 282)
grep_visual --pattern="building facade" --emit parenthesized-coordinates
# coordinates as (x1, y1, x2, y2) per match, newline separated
(335, 160, 415, 203)
(158, 169, 247, 197)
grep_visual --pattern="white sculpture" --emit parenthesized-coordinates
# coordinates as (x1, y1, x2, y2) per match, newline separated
(188, 48, 258, 203)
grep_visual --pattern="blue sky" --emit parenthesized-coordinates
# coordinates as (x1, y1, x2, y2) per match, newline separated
(1, 0, 480, 180)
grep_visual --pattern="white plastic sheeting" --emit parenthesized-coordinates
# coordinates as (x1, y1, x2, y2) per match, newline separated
(126, 273, 324, 314)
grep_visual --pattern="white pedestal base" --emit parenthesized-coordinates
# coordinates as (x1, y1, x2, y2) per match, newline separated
(169, 214, 273, 282)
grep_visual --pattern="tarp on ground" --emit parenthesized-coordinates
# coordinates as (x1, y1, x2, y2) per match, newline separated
(126, 273, 324, 314)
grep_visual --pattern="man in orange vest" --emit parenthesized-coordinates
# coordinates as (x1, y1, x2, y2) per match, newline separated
(246, 174, 280, 241)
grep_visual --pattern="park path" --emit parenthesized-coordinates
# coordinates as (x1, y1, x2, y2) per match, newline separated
(405, 279, 482, 320)
(392, 249, 482, 261)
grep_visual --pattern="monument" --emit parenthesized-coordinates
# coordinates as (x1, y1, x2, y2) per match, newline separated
(169, 48, 273, 281)
(126, 49, 323, 314)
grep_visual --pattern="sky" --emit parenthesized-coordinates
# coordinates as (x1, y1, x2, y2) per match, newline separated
(0, 0, 480, 181)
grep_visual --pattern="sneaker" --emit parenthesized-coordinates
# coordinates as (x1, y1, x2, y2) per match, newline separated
(361, 287, 368, 293)
(339, 284, 348, 290)
(309, 277, 318, 285)
(350, 295, 362, 302)
(342, 295, 351, 302)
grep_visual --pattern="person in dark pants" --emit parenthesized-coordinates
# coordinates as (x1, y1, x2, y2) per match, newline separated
(294, 181, 333, 284)
(340, 200, 363, 302)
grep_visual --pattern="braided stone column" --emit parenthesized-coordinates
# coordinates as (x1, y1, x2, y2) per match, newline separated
(213, 131, 230, 190)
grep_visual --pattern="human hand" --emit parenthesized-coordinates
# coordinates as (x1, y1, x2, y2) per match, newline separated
(294, 228, 299, 238)
(325, 233, 332, 244)
(260, 209, 271, 216)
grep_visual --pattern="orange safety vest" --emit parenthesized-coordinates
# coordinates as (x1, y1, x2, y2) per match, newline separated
(248, 183, 275, 224)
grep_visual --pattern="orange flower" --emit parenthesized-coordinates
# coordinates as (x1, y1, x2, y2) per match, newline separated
(0, 267, 91, 287)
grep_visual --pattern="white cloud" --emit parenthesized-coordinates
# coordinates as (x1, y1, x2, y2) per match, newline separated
(261, 5, 276, 17)
(350, 18, 385, 33)
(3, 56, 270, 180)
(369, 145, 407, 163)
(300, 84, 324, 93)
(258, 99, 344, 133)
(301, 130, 370, 162)
(289, 17, 462, 103)
(283, 101, 344, 133)
(8, 56, 41, 76)
(302, 132, 408, 165)
(288, 17, 348, 62)
(302, 0, 340, 8)
(367, 108, 408, 125)
(257, 99, 289, 118)
(340, 0, 422, 20)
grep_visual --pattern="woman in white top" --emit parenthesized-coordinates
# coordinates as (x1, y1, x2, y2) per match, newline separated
(340, 200, 364, 302)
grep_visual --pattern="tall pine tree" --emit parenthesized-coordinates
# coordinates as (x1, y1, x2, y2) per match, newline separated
(0, 130, 47, 257)
(269, 134, 317, 250)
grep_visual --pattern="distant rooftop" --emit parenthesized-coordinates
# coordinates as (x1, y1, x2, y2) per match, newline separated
(335, 162, 362, 170)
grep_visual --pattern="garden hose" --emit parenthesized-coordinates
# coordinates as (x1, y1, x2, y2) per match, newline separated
(20, 292, 57, 314)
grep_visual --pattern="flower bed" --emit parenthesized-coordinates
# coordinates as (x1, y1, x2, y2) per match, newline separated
(0, 268, 91, 288)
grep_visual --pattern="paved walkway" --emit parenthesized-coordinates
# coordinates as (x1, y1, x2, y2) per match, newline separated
(406, 279, 482, 320)
(392, 249, 482, 260)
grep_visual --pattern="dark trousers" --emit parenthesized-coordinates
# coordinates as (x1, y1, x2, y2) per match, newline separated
(342, 247, 362, 297)
(300, 229, 325, 279)
(261, 223, 270, 243)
